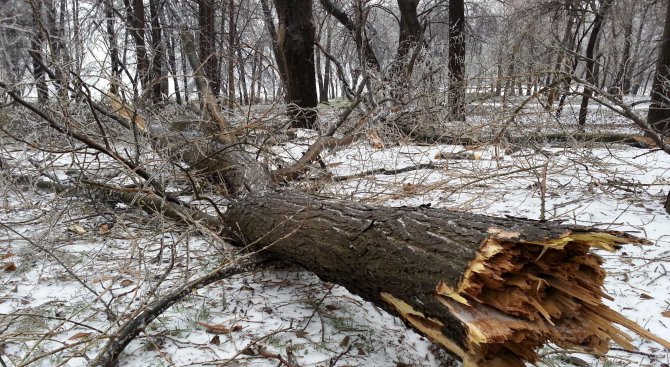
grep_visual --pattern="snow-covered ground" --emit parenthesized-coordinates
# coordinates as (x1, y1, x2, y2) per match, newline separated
(1, 108, 669, 366)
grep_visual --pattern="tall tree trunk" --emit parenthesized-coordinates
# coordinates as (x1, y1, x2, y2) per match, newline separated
(629, 5, 650, 96)
(613, 10, 634, 95)
(48, 0, 69, 99)
(227, 0, 236, 109)
(648, 0, 670, 135)
(259, 0, 288, 92)
(166, 28, 181, 104)
(447, 0, 466, 122)
(148, 0, 165, 102)
(315, 44, 325, 103)
(180, 37, 190, 103)
(30, 1, 48, 104)
(322, 25, 332, 103)
(557, 5, 585, 117)
(236, 47, 249, 105)
(388, 0, 421, 96)
(396, 0, 421, 62)
(199, 0, 221, 97)
(124, 0, 150, 102)
(273, 0, 318, 129)
(577, 0, 613, 130)
(105, 0, 122, 96)
(71, 0, 82, 78)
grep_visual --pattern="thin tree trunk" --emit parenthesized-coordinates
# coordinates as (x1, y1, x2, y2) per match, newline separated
(577, 0, 613, 129)
(259, 0, 288, 91)
(614, 11, 634, 95)
(30, 2, 48, 104)
(105, 0, 122, 96)
(319, 0, 381, 71)
(166, 29, 181, 104)
(180, 38, 190, 103)
(316, 44, 325, 103)
(236, 47, 249, 105)
(322, 25, 332, 103)
(447, 0, 466, 122)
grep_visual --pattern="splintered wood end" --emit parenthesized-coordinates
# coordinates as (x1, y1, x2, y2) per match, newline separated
(455, 230, 666, 365)
(383, 230, 666, 367)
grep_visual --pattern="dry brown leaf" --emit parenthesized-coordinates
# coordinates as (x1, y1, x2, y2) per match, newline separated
(661, 310, 670, 318)
(241, 346, 255, 356)
(340, 335, 351, 347)
(295, 330, 309, 338)
(231, 324, 243, 332)
(69, 332, 92, 340)
(67, 224, 86, 235)
(92, 275, 116, 283)
(210, 335, 220, 345)
(3, 262, 16, 272)
(197, 321, 231, 334)
(639, 293, 654, 300)
(120, 279, 134, 287)
(98, 223, 112, 235)
(0, 253, 14, 259)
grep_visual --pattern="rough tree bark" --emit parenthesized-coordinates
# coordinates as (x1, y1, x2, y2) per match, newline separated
(227, 0, 235, 109)
(221, 191, 668, 367)
(199, 0, 221, 97)
(648, 0, 670, 135)
(148, 0, 166, 102)
(396, 0, 422, 62)
(273, 0, 318, 128)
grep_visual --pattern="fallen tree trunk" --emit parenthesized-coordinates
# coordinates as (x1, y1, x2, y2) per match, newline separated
(4, 66, 669, 367)
(223, 190, 669, 367)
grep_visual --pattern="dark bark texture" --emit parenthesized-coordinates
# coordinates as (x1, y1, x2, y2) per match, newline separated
(396, 0, 421, 61)
(124, 0, 150, 100)
(648, 0, 670, 135)
(274, 0, 318, 128)
(149, 0, 166, 102)
(199, 0, 221, 96)
(222, 190, 666, 367)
